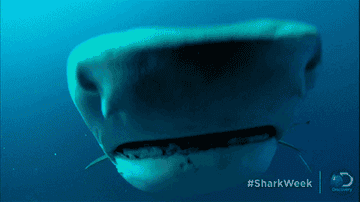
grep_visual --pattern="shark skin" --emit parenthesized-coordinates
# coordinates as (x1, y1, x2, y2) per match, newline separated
(67, 18, 322, 198)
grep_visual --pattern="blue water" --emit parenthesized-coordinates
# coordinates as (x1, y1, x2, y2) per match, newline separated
(1, 1, 358, 201)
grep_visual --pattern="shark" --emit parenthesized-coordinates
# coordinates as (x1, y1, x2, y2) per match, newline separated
(67, 18, 321, 197)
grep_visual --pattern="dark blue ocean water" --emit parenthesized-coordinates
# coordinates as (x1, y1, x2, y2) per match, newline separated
(1, 0, 359, 201)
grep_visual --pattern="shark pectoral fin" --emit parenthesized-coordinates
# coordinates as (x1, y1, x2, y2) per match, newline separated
(85, 155, 108, 170)
(278, 140, 312, 173)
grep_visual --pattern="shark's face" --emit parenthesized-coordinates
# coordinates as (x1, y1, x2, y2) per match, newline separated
(67, 19, 321, 197)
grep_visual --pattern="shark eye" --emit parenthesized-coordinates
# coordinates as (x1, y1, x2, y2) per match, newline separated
(306, 37, 322, 72)
(305, 51, 321, 71)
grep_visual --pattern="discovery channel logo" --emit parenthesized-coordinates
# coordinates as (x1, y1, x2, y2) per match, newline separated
(330, 170, 355, 195)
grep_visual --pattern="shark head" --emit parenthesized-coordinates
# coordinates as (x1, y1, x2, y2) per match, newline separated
(67, 19, 321, 197)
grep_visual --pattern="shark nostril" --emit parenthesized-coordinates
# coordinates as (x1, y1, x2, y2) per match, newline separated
(77, 70, 98, 92)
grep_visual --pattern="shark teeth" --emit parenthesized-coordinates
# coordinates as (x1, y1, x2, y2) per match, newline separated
(228, 133, 270, 146)
(120, 143, 200, 159)
(122, 146, 164, 159)
(118, 133, 271, 160)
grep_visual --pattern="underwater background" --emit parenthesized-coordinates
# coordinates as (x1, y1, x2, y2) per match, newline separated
(1, 0, 359, 201)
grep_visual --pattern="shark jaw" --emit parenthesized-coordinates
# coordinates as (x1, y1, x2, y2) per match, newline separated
(84, 126, 279, 197)
(109, 126, 277, 197)
(114, 136, 277, 197)
(85, 122, 313, 198)
(85, 124, 312, 198)
(113, 125, 277, 159)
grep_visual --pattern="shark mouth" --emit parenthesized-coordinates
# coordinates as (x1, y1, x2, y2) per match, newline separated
(113, 125, 277, 160)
